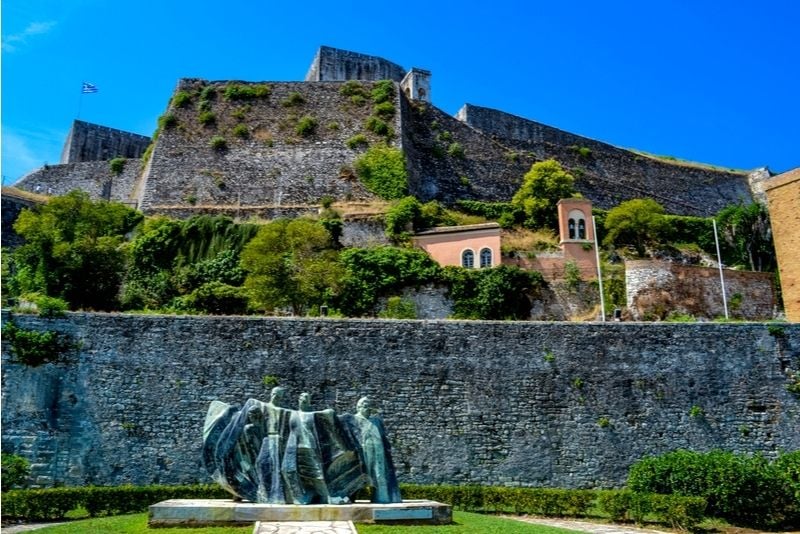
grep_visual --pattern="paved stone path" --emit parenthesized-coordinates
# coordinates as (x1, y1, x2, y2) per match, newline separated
(254, 521, 357, 534)
(506, 516, 673, 534)
(1, 522, 69, 533)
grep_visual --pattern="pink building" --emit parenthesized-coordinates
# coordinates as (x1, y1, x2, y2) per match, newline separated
(412, 223, 501, 268)
(414, 199, 598, 281)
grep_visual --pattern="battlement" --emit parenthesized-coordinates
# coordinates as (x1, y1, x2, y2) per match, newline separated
(60, 120, 150, 164)
(304, 45, 406, 82)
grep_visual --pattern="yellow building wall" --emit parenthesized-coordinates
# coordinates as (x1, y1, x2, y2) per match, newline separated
(765, 169, 800, 322)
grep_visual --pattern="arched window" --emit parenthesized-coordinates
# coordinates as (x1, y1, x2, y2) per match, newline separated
(461, 249, 474, 268)
(480, 248, 492, 268)
(568, 218, 576, 239)
(578, 219, 586, 239)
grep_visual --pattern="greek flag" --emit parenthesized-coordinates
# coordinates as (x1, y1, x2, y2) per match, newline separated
(81, 82, 98, 94)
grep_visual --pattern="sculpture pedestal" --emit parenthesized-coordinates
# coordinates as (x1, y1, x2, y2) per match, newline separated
(148, 499, 452, 527)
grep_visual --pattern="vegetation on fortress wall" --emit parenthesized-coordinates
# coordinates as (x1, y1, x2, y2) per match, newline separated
(5, 148, 778, 319)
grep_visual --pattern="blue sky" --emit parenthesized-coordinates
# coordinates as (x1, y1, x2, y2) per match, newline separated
(2, 0, 799, 185)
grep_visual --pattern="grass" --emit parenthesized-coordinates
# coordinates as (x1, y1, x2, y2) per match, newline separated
(500, 228, 560, 255)
(29, 511, 582, 533)
(29, 513, 251, 533)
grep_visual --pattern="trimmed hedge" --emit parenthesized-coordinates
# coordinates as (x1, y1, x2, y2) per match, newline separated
(401, 484, 704, 529)
(1, 484, 228, 520)
(628, 449, 800, 529)
(1, 483, 706, 529)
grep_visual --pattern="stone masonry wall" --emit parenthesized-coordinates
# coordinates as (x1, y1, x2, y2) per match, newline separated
(2, 312, 797, 490)
(456, 104, 754, 216)
(305, 46, 406, 82)
(14, 160, 140, 204)
(135, 80, 403, 215)
(60, 120, 150, 164)
(1, 189, 45, 248)
(626, 260, 776, 320)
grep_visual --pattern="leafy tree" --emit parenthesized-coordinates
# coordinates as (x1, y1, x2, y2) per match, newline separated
(716, 202, 776, 272)
(123, 215, 257, 310)
(511, 159, 578, 229)
(384, 197, 457, 243)
(337, 246, 440, 316)
(10, 191, 142, 310)
(603, 198, 669, 257)
(354, 146, 408, 200)
(443, 265, 541, 320)
(240, 218, 343, 315)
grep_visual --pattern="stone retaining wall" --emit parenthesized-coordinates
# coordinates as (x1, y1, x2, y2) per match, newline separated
(2, 312, 797, 490)
(625, 260, 776, 320)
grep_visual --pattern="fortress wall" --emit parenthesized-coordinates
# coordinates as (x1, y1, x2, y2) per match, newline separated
(2, 312, 797, 489)
(60, 120, 150, 164)
(457, 105, 753, 216)
(625, 260, 776, 320)
(14, 161, 140, 203)
(1, 190, 45, 248)
(305, 46, 406, 82)
(137, 80, 403, 213)
(401, 98, 535, 203)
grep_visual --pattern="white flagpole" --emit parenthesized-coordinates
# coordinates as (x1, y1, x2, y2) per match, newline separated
(713, 219, 729, 319)
(592, 216, 606, 322)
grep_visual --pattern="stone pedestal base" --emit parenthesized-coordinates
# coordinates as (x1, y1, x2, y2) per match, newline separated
(148, 499, 452, 527)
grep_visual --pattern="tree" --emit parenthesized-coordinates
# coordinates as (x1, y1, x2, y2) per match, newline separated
(337, 246, 440, 316)
(443, 265, 541, 320)
(716, 202, 776, 272)
(240, 218, 343, 315)
(11, 191, 142, 310)
(603, 198, 669, 257)
(511, 159, 578, 229)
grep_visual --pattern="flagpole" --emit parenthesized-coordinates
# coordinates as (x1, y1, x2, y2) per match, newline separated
(77, 90, 84, 119)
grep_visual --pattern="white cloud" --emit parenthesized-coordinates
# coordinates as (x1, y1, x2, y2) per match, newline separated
(2, 21, 57, 52)
(1, 128, 64, 185)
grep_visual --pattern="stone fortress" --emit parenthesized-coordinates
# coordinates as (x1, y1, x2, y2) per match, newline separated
(12, 46, 768, 218)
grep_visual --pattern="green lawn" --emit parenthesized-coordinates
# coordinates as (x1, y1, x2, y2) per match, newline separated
(32, 511, 582, 533)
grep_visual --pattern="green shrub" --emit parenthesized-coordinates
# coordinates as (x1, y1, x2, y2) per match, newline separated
(172, 91, 192, 108)
(223, 83, 271, 101)
(157, 113, 177, 130)
(209, 136, 227, 151)
(447, 142, 465, 159)
(373, 101, 395, 119)
(628, 449, 799, 528)
(28, 294, 68, 317)
(345, 134, 369, 149)
(337, 246, 440, 316)
(0, 484, 229, 520)
(564, 261, 581, 291)
(384, 196, 422, 242)
(379, 296, 417, 319)
(232, 123, 249, 139)
(353, 146, 408, 200)
(371, 79, 395, 104)
(281, 91, 305, 107)
(340, 80, 368, 98)
(1, 454, 30, 491)
(199, 85, 216, 102)
(295, 115, 318, 137)
(172, 281, 248, 315)
(456, 200, 522, 223)
(365, 116, 390, 136)
(198, 111, 216, 125)
(1, 322, 75, 367)
(109, 157, 126, 176)
(443, 265, 542, 320)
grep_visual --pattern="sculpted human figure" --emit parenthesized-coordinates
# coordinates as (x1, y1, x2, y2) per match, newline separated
(255, 387, 291, 503)
(343, 396, 402, 503)
(203, 389, 389, 505)
(282, 392, 333, 504)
